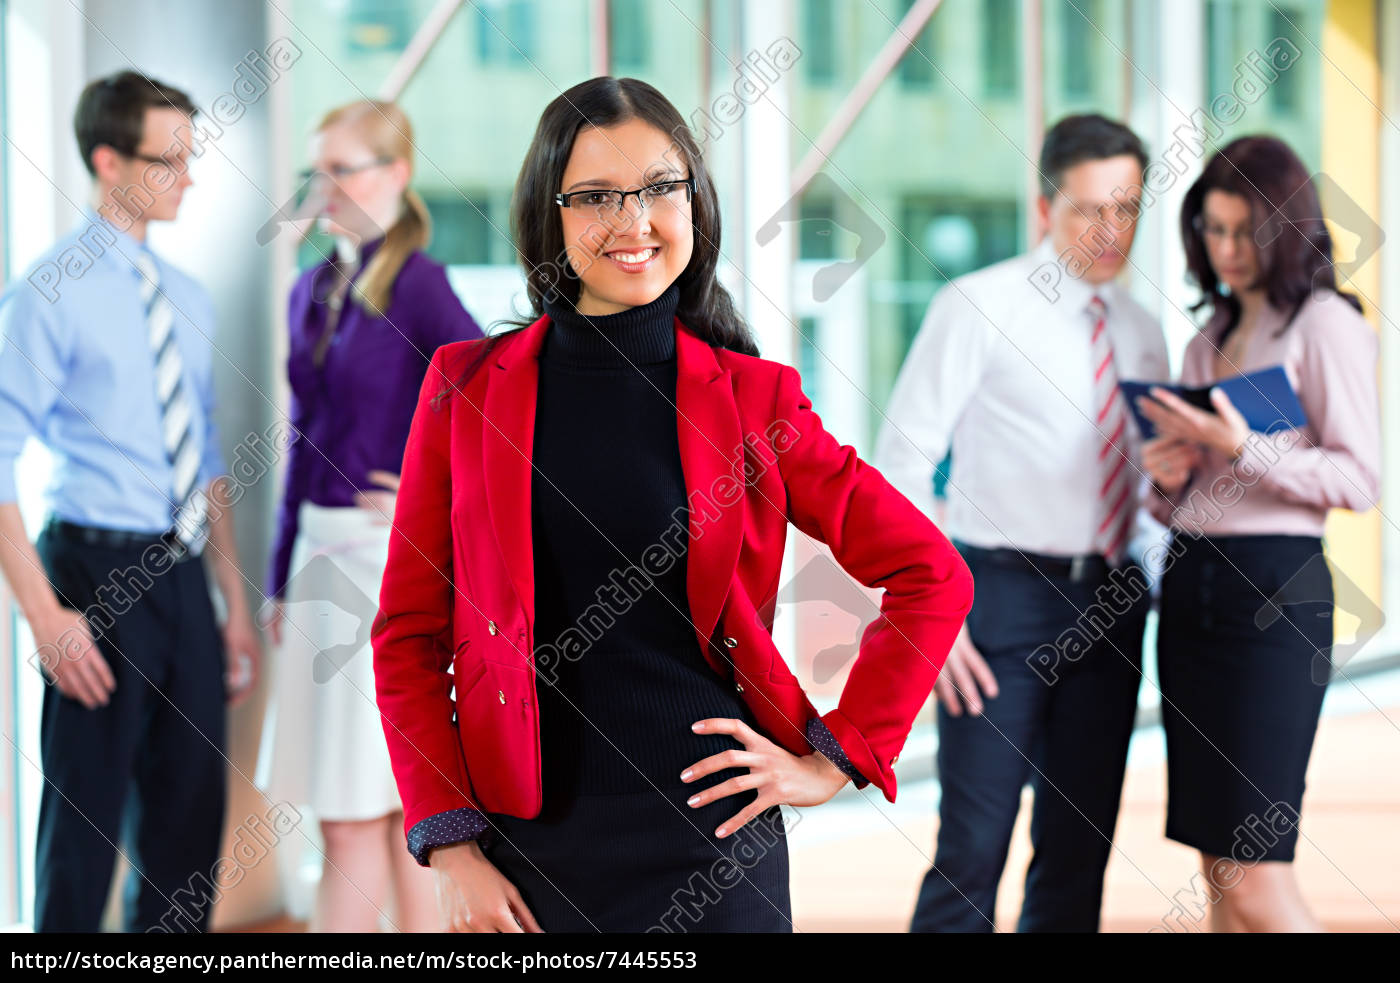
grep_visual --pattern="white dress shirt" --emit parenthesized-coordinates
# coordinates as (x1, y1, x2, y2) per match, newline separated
(873, 238, 1169, 556)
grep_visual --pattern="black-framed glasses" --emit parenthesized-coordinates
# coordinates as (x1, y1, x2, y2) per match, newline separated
(555, 176, 695, 217)
(118, 149, 188, 173)
(297, 156, 394, 184)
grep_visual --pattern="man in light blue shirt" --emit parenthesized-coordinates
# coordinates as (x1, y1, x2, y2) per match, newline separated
(0, 70, 261, 932)
(1, 208, 224, 529)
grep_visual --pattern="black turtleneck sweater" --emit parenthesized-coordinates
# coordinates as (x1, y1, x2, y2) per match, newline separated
(529, 283, 760, 810)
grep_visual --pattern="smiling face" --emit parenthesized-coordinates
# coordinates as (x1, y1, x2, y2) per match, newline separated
(1199, 189, 1261, 295)
(558, 118, 695, 315)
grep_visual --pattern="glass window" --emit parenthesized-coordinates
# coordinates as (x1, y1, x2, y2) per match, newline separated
(1043, 0, 1128, 130)
(1060, 0, 1097, 100)
(421, 192, 498, 266)
(801, 0, 838, 85)
(609, 0, 650, 74)
(898, 195, 1018, 352)
(894, 0, 938, 89)
(1205, 0, 1240, 110)
(476, 0, 536, 66)
(346, 0, 412, 54)
(982, 0, 1019, 99)
(797, 315, 820, 381)
(1266, 5, 1304, 113)
(791, 0, 1027, 446)
(797, 196, 838, 261)
(1202, 0, 1323, 169)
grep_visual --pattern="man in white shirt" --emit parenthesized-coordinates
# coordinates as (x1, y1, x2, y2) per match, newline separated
(875, 114, 1168, 932)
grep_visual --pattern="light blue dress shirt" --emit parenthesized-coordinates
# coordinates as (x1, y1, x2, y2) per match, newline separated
(0, 208, 224, 533)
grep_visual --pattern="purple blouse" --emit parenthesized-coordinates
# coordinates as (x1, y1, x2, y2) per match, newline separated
(267, 239, 484, 599)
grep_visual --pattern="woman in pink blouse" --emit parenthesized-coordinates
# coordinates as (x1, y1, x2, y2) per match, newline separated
(1137, 136, 1379, 933)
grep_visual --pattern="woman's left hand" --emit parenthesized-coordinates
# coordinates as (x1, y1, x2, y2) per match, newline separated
(681, 718, 850, 838)
(1137, 386, 1251, 459)
(353, 469, 401, 526)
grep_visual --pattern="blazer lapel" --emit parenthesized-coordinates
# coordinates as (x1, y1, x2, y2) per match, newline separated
(675, 322, 745, 675)
(482, 315, 549, 623)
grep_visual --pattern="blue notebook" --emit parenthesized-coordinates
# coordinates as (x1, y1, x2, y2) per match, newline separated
(1119, 366, 1307, 440)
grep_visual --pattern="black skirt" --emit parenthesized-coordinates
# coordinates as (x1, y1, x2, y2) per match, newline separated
(483, 792, 792, 933)
(1156, 532, 1332, 863)
(479, 645, 794, 933)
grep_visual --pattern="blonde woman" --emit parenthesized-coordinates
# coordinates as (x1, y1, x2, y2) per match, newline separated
(255, 100, 483, 932)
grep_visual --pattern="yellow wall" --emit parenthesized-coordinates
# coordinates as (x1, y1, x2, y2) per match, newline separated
(1321, 0, 1383, 628)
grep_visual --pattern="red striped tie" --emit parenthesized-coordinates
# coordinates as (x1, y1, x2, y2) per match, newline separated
(1088, 294, 1133, 564)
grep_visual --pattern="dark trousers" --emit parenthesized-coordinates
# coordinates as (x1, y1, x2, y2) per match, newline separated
(910, 543, 1148, 933)
(33, 524, 227, 933)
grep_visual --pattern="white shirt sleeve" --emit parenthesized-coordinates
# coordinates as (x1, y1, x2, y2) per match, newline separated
(872, 283, 997, 521)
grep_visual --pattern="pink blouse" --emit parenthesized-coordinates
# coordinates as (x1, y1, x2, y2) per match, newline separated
(1146, 289, 1380, 537)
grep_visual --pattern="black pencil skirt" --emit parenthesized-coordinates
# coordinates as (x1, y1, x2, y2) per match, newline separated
(1156, 532, 1333, 863)
(482, 789, 792, 933)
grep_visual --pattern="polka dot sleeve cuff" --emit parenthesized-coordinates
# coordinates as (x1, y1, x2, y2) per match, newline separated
(406, 807, 492, 867)
(806, 718, 870, 788)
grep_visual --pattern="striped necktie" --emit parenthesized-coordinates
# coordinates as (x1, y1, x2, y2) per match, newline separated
(1088, 294, 1133, 564)
(134, 249, 208, 554)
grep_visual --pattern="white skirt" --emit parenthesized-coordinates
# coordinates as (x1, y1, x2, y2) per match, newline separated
(254, 502, 403, 822)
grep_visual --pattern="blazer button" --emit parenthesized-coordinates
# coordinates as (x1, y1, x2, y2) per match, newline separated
(723, 637, 738, 649)
(891, 754, 900, 765)
(498, 690, 506, 704)
(488, 621, 498, 636)
(735, 682, 744, 693)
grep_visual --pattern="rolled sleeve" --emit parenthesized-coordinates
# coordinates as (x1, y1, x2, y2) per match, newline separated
(806, 717, 870, 787)
(405, 807, 492, 867)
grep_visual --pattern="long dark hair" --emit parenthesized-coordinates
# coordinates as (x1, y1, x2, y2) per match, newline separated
(1180, 135, 1361, 344)
(435, 77, 756, 406)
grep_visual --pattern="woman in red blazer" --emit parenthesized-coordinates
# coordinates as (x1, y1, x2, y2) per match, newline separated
(372, 77, 973, 933)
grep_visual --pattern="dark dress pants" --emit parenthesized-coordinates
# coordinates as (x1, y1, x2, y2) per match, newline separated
(910, 544, 1147, 932)
(32, 526, 227, 933)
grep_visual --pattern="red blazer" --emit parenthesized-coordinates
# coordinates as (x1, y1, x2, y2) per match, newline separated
(372, 313, 973, 837)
